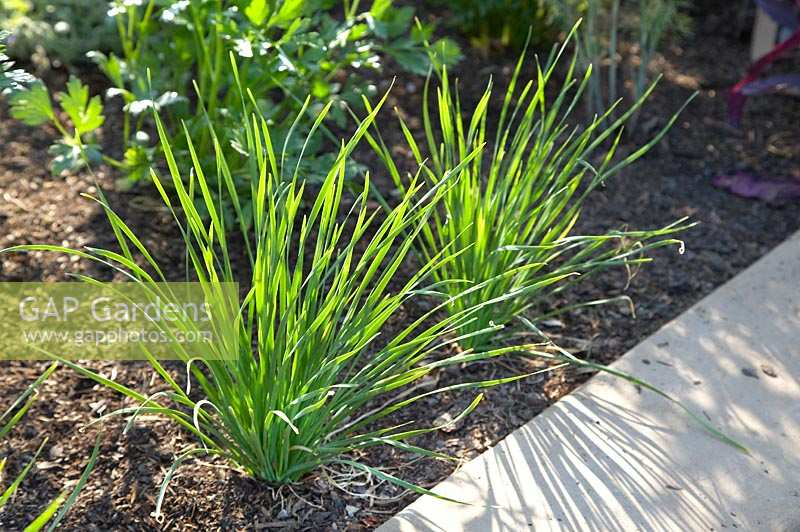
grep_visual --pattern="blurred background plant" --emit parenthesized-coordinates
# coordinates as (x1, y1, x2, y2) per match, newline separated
(436, 0, 691, 124)
(1, 0, 461, 228)
(3, 32, 108, 176)
(0, 28, 35, 90)
(92, 0, 459, 189)
(432, 0, 557, 52)
(548, 0, 691, 121)
(0, 0, 118, 71)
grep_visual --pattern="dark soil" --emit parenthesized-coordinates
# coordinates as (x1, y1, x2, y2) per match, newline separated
(1, 2, 799, 531)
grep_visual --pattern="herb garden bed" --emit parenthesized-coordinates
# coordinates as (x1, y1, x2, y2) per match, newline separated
(1, 1, 799, 530)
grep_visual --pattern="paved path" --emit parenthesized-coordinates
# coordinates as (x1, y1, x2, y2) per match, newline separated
(380, 231, 800, 532)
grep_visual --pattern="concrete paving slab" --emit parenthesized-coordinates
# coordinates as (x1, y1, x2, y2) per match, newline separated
(380, 231, 800, 532)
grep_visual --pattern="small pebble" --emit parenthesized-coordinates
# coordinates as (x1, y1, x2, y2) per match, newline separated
(434, 411, 464, 433)
(760, 364, 778, 378)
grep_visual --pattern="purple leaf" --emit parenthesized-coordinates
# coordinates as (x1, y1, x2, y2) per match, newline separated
(755, 0, 800, 29)
(739, 73, 800, 95)
(728, 28, 800, 125)
(713, 171, 800, 203)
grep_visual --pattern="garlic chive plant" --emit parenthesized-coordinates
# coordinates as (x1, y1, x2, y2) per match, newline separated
(1, 61, 559, 506)
(368, 25, 694, 350)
